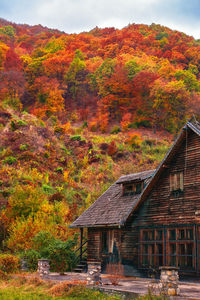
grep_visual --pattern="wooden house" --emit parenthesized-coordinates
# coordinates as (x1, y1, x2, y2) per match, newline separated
(71, 121, 200, 276)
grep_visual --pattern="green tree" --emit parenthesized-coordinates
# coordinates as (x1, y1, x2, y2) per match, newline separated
(174, 70, 200, 92)
(65, 49, 87, 109)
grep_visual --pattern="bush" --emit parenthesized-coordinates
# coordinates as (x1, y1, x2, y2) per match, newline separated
(88, 120, 98, 132)
(106, 262, 124, 285)
(42, 184, 54, 195)
(70, 135, 82, 141)
(3, 156, 17, 165)
(48, 282, 70, 297)
(55, 167, 63, 174)
(10, 119, 27, 131)
(32, 231, 77, 273)
(0, 254, 20, 273)
(110, 125, 121, 134)
(47, 239, 77, 272)
(17, 119, 27, 126)
(126, 133, 142, 148)
(135, 119, 151, 128)
(19, 144, 29, 151)
(23, 249, 41, 271)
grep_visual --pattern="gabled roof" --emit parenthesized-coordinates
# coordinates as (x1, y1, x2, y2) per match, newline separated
(70, 120, 200, 229)
(70, 170, 155, 228)
(125, 120, 200, 221)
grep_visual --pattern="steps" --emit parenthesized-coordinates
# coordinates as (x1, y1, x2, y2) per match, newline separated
(73, 259, 87, 273)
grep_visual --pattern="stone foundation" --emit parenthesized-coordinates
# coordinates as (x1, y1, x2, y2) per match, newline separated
(87, 261, 102, 285)
(159, 266, 180, 296)
(38, 259, 50, 278)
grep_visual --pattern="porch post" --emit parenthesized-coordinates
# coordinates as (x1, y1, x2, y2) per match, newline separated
(80, 227, 83, 262)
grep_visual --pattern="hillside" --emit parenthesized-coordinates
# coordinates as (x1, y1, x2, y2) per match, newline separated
(0, 103, 171, 252)
(0, 19, 200, 133)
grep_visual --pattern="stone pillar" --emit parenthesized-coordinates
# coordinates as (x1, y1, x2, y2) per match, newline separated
(38, 259, 50, 278)
(21, 259, 28, 271)
(87, 261, 102, 285)
(159, 266, 180, 296)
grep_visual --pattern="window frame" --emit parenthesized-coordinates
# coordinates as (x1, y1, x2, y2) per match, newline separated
(170, 171, 184, 193)
(139, 226, 196, 271)
(123, 181, 143, 196)
(139, 228, 164, 267)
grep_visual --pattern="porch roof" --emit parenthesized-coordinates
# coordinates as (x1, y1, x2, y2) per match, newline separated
(70, 170, 154, 228)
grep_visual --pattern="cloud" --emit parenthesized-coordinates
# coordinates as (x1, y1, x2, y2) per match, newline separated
(0, 0, 200, 38)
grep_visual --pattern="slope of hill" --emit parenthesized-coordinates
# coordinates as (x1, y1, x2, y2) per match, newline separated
(0, 19, 200, 134)
(0, 104, 171, 252)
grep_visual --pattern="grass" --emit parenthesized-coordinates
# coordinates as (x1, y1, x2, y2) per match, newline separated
(0, 276, 122, 300)
(0, 274, 167, 300)
(0, 285, 166, 300)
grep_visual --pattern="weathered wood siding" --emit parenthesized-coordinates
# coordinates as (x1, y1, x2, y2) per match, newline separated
(120, 228, 138, 264)
(87, 228, 101, 260)
(132, 129, 200, 226)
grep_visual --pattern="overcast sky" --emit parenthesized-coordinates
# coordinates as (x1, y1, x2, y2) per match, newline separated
(0, 0, 200, 38)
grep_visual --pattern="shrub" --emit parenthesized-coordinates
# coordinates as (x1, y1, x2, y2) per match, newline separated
(54, 125, 64, 134)
(49, 284, 103, 298)
(17, 119, 27, 126)
(3, 156, 17, 165)
(23, 249, 41, 271)
(82, 121, 88, 128)
(126, 133, 142, 148)
(10, 119, 27, 131)
(120, 113, 132, 132)
(142, 139, 156, 147)
(88, 120, 98, 132)
(46, 239, 77, 273)
(42, 184, 54, 195)
(32, 231, 77, 273)
(128, 122, 137, 129)
(106, 262, 124, 286)
(19, 144, 29, 151)
(135, 119, 151, 128)
(48, 282, 70, 297)
(0, 254, 20, 273)
(8, 185, 44, 218)
(110, 125, 121, 134)
(55, 167, 63, 174)
(70, 135, 82, 141)
(107, 141, 118, 156)
(44, 151, 50, 158)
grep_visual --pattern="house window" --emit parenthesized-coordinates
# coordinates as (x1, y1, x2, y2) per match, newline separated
(123, 182, 142, 196)
(166, 227, 195, 269)
(140, 229, 164, 267)
(170, 172, 184, 192)
(102, 230, 114, 253)
(140, 226, 195, 270)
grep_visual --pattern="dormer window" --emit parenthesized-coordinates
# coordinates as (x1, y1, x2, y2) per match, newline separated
(123, 182, 142, 196)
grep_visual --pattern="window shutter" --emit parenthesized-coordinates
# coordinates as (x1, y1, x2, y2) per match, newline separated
(109, 230, 114, 253)
(174, 173, 177, 190)
(170, 174, 174, 191)
(180, 172, 184, 190)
